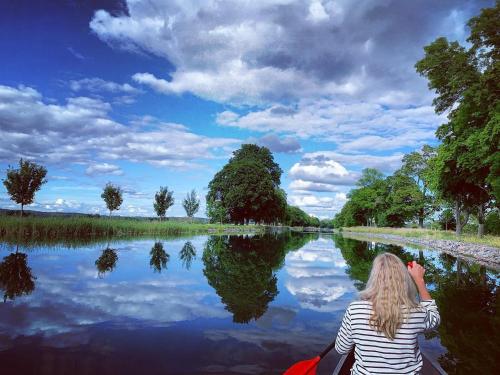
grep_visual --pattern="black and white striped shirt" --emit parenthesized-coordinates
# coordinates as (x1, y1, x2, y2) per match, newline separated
(335, 300, 440, 374)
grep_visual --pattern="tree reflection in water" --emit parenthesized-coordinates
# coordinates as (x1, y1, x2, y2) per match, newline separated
(0, 250, 36, 302)
(431, 257, 498, 375)
(180, 241, 196, 270)
(95, 248, 118, 277)
(150, 242, 169, 273)
(334, 236, 499, 374)
(203, 232, 316, 323)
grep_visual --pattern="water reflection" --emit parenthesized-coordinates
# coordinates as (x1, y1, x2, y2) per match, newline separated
(202, 233, 316, 323)
(179, 241, 196, 270)
(0, 250, 36, 302)
(95, 247, 118, 277)
(0, 233, 496, 375)
(203, 235, 280, 323)
(150, 242, 169, 273)
(431, 257, 498, 375)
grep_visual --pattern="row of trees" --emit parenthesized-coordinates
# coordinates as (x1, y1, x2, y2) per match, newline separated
(101, 183, 200, 220)
(335, 3, 499, 236)
(2, 158, 201, 220)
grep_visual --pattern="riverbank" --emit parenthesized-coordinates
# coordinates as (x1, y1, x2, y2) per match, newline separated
(0, 216, 261, 242)
(340, 227, 500, 270)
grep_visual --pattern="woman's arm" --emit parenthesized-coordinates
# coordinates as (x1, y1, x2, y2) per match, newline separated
(408, 261, 440, 330)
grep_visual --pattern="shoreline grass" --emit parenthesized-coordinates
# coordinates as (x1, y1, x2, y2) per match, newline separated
(340, 226, 500, 248)
(0, 216, 262, 244)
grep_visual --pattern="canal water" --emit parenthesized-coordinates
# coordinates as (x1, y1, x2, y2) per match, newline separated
(0, 233, 497, 374)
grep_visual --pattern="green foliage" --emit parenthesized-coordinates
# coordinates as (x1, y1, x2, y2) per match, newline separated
(154, 186, 174, 220)
(0, 251, 36, 302)
(3, 159, 47, 216)
(207, 144, 285, 224)
(356, 168, 384, 188)
(415, 2, 499, 234)
(182, 189, 200, 218)
(283, 205, 320, 227)
(438, 208, 456, 231)
(206, 198, 228, 224)
(150, 241, 169, 272)
(484, 209, 500, 235)
(95, 248, 118, 277)
(399, 145, 438, 227)
(101, 183, 123, 217)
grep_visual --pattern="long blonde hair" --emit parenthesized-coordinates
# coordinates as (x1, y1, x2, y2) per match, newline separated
(359, 253, 418, 340)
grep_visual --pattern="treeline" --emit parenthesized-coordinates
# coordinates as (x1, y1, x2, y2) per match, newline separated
(3, 148, 329, 228)
(335, 3, 499, 237)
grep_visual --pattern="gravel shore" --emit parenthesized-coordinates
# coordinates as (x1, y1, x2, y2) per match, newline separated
(341, 231, 500, 271)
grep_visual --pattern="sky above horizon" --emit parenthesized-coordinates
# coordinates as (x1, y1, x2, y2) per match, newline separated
(0, 0, 493, 218)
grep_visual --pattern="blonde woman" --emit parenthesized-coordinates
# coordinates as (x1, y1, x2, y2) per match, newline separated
(335, 253, 440, 374)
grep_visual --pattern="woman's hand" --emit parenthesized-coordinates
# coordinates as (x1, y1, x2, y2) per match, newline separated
(407, 261, 431, 300)
(407, 261, 425, 284)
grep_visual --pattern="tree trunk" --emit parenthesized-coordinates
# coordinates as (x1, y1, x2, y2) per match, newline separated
(109, 210, 112, 218)
(477, 204, 485, 237)
(20, 203, 24, 217)
(418, 211, 424, 228)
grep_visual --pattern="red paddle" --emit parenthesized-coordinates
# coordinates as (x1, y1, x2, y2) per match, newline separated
(283, 339, 336, 375)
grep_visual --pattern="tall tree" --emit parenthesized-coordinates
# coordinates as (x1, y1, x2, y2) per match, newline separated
(153, 186, 174, 221)
(207, 144, 285, 224)
(415, 2, 499, 236)
(3, 159, 47, 216)
(101, 183, 123, 217)
(182, 189, 200, 220)
(399, 145, 437, 227)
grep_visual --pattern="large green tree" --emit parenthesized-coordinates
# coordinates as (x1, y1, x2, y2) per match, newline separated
(415, 2, 499, 236)
(3, 159, 47, 216)
(399, 145, 437, 227)
(207, 144, 285, 224)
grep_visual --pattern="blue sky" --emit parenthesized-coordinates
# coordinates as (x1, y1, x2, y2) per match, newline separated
(0, 0, 493, 218)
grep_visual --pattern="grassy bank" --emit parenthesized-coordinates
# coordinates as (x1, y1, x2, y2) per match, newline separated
(340, 226, 500, 248)
(0, 216, 261, 243)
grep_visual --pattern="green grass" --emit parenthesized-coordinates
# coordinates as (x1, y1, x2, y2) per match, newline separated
(0, 215, 261, 245)
(340, 226, 500, 248)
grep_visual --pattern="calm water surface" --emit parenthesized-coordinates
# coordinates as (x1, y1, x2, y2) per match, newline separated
(0, 233, 498, 374)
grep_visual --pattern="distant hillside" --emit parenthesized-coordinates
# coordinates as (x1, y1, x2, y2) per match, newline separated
(0, 208, 209, 223)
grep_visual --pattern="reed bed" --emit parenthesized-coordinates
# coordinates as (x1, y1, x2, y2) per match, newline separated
(341, 226, 500, 248)
(0, 216, 259, 245)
